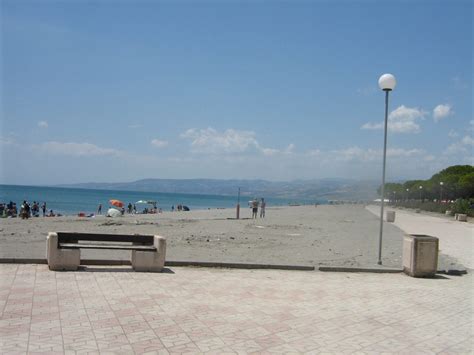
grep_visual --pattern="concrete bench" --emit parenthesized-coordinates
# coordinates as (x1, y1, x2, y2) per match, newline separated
(46, 232, 166, 272)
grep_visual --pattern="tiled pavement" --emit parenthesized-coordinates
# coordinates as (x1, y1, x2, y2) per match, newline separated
(0, 264, 472, 354)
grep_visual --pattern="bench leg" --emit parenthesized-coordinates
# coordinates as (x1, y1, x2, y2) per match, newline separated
(46, 232, 80, 271)
(131, 235, 166, 272)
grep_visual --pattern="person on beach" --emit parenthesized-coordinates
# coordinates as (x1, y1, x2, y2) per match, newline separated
(33, 202, 39, 217)
(133, 204, 136, 214)
(128, 203, 133, 214)
(260, 198, 266, 218)
(41, 202, 47, 217)
(97, 204, 102, 215)
(251, 198, 259, 219)
(20, 200, 30, 219)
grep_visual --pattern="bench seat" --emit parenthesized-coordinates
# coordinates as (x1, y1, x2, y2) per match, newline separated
(59, 243, 157, 251)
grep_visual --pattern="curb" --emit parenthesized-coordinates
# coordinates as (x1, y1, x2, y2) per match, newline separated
(319, 266, 402, 273)
(166, 261, 315, 271)
(0, 258, 314, 271)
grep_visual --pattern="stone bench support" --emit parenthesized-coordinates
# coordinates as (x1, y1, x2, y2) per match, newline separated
(131, 236, 166, 272)
(47, 232, 80, 271)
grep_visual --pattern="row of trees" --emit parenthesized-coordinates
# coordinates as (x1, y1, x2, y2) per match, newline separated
(378, 165, 474, 202)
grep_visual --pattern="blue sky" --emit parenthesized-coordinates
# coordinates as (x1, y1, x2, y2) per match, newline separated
(1, 0, 472, 185)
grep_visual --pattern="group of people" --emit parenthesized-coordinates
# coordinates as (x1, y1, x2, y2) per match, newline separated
(0, 200, 57, 218)
(171, 204, 190, 212)
(97, 203, 162, 215)
(250, 198, 266, 219)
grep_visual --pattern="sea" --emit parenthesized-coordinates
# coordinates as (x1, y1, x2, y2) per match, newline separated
(0, 184, 320, 216)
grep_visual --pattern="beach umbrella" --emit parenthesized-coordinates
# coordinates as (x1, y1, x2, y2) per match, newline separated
(109, 199, 124, 208)
(106, 208, 121, 217)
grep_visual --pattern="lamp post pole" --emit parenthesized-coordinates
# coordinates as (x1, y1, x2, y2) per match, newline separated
(406, 188, 409, 201)
(439, 182, 444, 203)
(419, 186, 423, 201)
(376, 73, 396, 265)
(377, 89, 390, 265)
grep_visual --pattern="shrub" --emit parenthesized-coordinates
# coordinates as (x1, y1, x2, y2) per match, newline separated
(451, 198, 474, 217)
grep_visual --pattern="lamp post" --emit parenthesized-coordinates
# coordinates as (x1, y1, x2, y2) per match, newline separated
(406, 188, 409, 201)
(377, 73, 396, 265)
(439, 182, 444, 203)
(419, 185, 423, 201)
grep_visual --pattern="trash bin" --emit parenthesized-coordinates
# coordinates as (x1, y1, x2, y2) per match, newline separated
(386, 211, 396, 222)
(403, 234, 438, 278)
(457, 214, 467, 222)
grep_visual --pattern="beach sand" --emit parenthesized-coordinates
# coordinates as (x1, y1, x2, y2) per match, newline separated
(0, 205, 462, 268)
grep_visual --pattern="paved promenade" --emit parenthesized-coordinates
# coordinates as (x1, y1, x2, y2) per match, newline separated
(366, 205, 473, 269)
(1, 264, 472, 354)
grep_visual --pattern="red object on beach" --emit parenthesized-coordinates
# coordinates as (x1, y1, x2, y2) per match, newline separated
(109, 199, 124, 208)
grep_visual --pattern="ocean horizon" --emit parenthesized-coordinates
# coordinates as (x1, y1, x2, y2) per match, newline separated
(0, 184, 323, 215)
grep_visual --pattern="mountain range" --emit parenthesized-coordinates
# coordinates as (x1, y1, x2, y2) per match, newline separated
(58, 178, 380, 201)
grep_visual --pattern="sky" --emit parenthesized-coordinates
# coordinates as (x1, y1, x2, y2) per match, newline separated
(1, 0, 472, 185)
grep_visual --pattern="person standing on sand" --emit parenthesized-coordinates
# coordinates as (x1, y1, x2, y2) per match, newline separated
(251, 198, 259, 219)
(260, 198, 266, 218)
(97, 204, 102, 215)
(41, 202, 46, 217)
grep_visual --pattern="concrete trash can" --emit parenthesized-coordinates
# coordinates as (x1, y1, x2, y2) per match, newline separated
(386, 211, 396, 222)
(403, 234, 438, 278)
(457, 214, 467, 222)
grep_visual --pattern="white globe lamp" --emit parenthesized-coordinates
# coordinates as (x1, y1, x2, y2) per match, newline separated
(378, 73, 397, 91)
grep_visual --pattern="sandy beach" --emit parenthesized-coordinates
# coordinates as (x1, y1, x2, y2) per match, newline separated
(0, 204, 467, 269)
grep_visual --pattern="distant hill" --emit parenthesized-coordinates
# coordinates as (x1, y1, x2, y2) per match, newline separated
(57, 178, 379, 201)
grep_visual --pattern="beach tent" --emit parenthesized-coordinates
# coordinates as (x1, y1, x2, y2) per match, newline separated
(106, 208, 121, 217)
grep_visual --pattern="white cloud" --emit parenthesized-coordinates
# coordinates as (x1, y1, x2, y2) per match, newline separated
(151, 139, 168, 148)
(328, 146, 423, 162)
(128, 124, 143, 129)
(443, 135, 474, 155)
(448, 130, 459, 138)
(433, 104, 453, 122)
(361, 105, 427, 133)
(181, 128, 260, 154)
(0, 136, 15, 145)
(180, 127, 287, 157)
(469, 120, 474, 132)
(461, 136, 474, 146)
(38, 142, 121, 157)
(284, 143, 295, 154)
(361, 122, 383, 130)
(38, 121, 48, 128)
(307, 149, 321, 156)
(261, 148, 280, 156)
